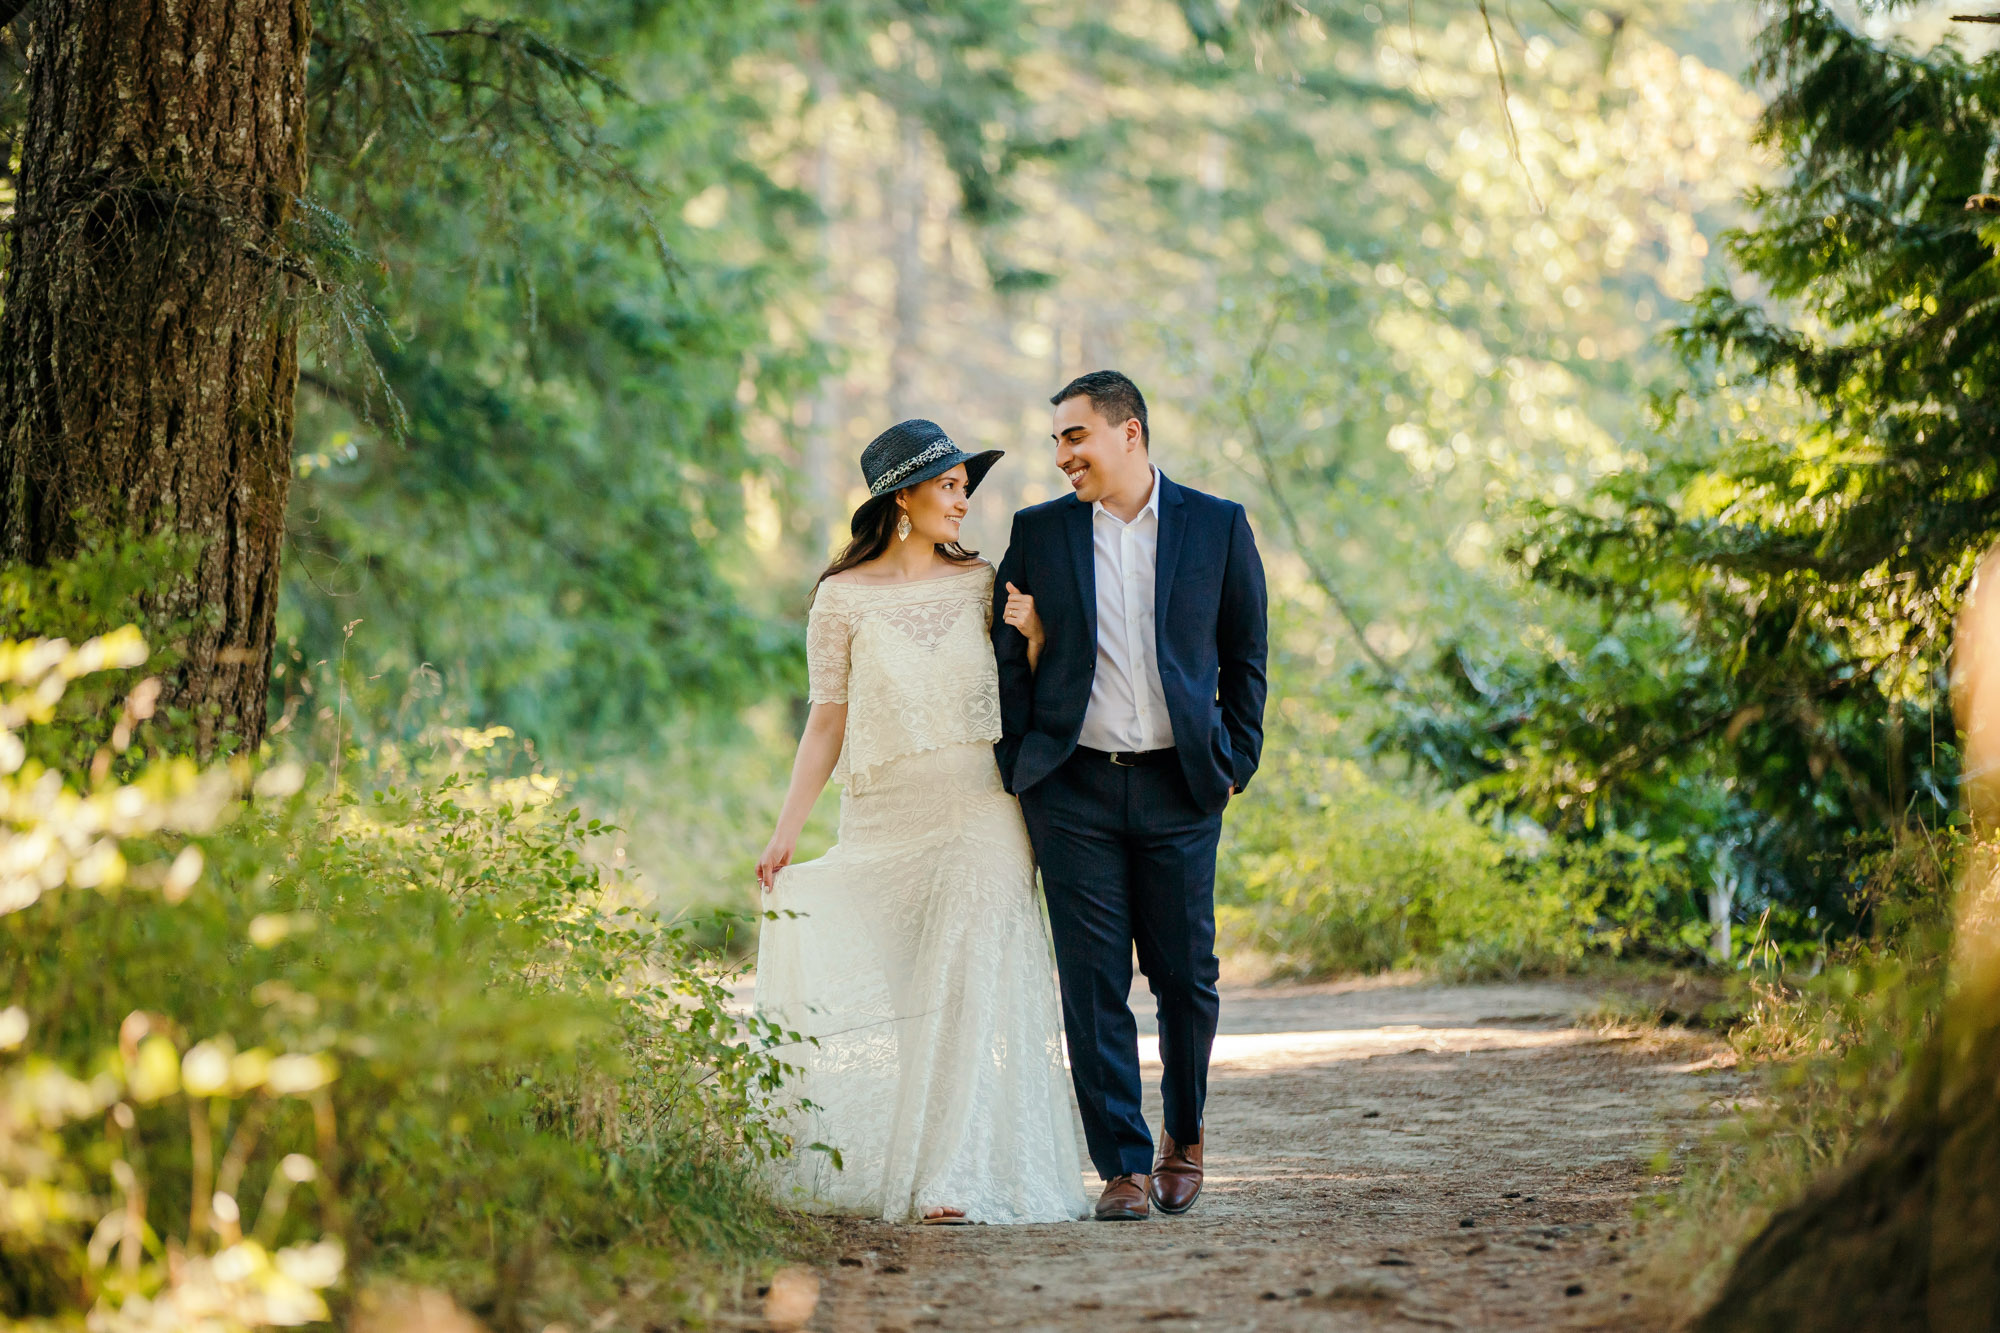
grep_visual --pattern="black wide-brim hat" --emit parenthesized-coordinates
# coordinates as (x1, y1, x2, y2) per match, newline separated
(860, 419, 1003, 498)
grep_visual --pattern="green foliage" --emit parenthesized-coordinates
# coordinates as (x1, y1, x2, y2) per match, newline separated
(0, 613, 808, 1328)
(1641, 827, 1958, 1307)
(280, 0, 1055, 748)
(286, 0, 822, 739)
(0, 529, 197, 772)
(1219, 751, 1701, 979)
(1379, 0, 1997, 929)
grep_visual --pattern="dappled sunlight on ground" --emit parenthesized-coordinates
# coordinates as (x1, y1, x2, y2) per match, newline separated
(797, 974, 1742, 1331)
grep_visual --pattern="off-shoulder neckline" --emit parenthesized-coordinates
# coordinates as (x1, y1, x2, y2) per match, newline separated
(821, 562, 992, 591)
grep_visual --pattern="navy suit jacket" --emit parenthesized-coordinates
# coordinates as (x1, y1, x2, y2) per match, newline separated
(992, 472, 1269, 814)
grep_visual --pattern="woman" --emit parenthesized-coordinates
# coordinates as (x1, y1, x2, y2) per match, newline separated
(754, 419, 1087, 1225)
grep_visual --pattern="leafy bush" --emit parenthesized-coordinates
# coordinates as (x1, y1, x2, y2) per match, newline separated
(0, 627, 806, 1330)
(1220, 753, 1702, 978)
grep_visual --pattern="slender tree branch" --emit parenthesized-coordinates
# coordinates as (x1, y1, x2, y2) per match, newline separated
(1234, 299, 1410, 690)
(1476, 0, 1544, 213)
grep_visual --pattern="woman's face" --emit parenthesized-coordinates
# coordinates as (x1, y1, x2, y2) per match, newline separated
(899, 465, 971, 546)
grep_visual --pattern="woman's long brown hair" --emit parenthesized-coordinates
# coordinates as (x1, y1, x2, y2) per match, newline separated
(814, 490, 981, 597)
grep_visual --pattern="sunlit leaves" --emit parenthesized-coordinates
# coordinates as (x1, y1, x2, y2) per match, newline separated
(0, 631, 244, 915)
(1394, 0, 2000, 927)
(2, 1019, 345, 1330)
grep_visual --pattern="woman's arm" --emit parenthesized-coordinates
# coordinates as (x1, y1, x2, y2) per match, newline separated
(756, 700, 847, 892)
(1002, 580, 1046, 674)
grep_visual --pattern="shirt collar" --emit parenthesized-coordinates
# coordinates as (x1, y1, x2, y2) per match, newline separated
(1093, 465, 1163, 526)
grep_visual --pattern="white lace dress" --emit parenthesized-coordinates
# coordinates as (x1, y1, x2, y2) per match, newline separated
(755, 564, 1089, 1224)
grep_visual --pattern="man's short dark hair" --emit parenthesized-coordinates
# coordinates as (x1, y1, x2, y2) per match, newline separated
(1051, 370, 1148, 446)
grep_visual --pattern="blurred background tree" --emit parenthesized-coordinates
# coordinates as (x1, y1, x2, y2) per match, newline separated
(282, 0, 1053, 745)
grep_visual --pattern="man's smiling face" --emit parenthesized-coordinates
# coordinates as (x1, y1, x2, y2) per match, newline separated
(1052, 394, 1145, 505)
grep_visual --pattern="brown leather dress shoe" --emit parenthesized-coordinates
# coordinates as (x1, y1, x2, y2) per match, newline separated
(1094, 1173, 1151, 1221)
(1150, 1133, 1203, 1215)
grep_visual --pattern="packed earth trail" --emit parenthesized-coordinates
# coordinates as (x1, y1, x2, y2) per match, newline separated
(785, 975, 1738, 1332)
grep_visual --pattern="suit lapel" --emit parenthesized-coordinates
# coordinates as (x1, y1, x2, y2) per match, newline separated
(1153, 471, 1187, 638)
(1064, 497, 1098, 647)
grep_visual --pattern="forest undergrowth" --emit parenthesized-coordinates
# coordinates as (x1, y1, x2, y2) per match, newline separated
(1632, 826, 1961, 1312)
(1216, 744, 1711, 980)
(0, 552, 811, 1332)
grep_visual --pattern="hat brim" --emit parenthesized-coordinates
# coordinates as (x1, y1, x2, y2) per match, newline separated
(894, 447, 1004, 496)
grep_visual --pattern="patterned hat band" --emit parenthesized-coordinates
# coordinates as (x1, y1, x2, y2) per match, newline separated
(869, 438, 959, 495)
(858, 418, 1004, 499)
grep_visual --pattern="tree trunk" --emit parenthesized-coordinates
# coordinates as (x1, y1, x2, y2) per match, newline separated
(0, 0, 310, 754)
(1692, 1060, 1936, 1333)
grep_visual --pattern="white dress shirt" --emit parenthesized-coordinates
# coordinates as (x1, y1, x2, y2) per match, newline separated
(1078, 467, 1174, 754)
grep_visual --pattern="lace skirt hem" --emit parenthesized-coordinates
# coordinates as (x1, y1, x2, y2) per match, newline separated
(756, 743, 1089, 1225)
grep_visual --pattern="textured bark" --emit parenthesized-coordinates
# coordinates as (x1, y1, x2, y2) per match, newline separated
(1926, 997, 2000, 1330)
(0, 0, 310, 752)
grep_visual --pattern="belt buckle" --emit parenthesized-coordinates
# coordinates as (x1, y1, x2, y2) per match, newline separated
(1109, 751, 1133, 767)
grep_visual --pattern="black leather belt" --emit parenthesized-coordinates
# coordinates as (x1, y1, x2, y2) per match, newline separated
(1078, 745, 1178, 768)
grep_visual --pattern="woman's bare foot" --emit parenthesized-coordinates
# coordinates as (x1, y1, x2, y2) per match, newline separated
(920, 1206, 970, 1225)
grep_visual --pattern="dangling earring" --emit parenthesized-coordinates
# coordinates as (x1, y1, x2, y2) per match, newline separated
(897, 514, 913, 542)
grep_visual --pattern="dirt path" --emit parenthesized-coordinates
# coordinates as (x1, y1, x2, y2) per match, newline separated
(793, 975, 1737, 1332)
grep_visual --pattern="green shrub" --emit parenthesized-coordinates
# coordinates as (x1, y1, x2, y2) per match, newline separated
(1220, 754, 1700, 978)
(0, 627, 807, 1330)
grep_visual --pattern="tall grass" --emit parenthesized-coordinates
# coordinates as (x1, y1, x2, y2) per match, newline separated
(1638, 827, 1957, 1309)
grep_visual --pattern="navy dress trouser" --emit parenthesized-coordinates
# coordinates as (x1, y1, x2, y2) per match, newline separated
(1019, 748, 1223, 1180)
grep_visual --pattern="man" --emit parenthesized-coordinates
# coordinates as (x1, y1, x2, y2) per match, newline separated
(992, 370, 1269, 1221)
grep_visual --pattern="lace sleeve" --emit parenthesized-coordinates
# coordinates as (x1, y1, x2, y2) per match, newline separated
(805, 593, 852, 704)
